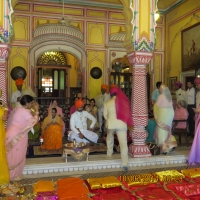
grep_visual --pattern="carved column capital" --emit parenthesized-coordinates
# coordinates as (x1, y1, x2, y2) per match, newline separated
(127, 51, 153, 66)
(0, 43, 10, 102)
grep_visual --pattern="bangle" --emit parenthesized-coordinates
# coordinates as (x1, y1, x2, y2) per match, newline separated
(4, 108, 8, 111)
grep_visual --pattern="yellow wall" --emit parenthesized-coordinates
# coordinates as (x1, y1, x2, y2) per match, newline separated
(165, 0, 200, 83)
(8, 47, 29, 99)
(87, 50, 105, 98)
(8, 2, 125, 99)
(0, 0, 4, 28)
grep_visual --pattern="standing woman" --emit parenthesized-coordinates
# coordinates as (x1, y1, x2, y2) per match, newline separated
(154, 84, 177, 154)
(6, 95, 39, 181)
(0, 89, 10, 184)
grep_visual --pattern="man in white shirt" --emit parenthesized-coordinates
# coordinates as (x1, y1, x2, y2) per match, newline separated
(69, 99, 99, 144)
(186, 81, 195, 135)
(11, 78, 24, 107)
(174, 81, 187, 104)
(95, 84, 110, 132)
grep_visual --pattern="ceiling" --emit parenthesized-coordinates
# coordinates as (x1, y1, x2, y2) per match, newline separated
(28, 0, 186, 13)
(157, 0, 186, 14)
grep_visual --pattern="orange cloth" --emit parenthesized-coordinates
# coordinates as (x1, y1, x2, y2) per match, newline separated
(110, 84, 117, 88)
(41, 115, 63, 150)
(57, 178, 90, 200)
(75, 99, 84, 108)
(181, 168, 200, 178)
(15, 78, 24, 86)
(33, 180, 55, 193)
(101, 84, 108, 90)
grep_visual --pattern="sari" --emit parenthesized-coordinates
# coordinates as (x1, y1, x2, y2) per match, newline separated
(145, 119, 156, 143)
(174, 107, 188, 129)
(154, 92, 177, 153)
(6, 107, 38, 180)
(41, 114, 63, 150)
(85, 105, 99, 129)
(188, 122, 200, 164)
(0, 106, 10, 184)
(48, 105, 65, 136)
(70, 105, 76, 116)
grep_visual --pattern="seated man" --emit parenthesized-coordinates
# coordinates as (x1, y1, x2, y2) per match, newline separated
(69, 99, 99, 144)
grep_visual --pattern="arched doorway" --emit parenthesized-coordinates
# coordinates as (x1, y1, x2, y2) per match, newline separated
(29, 23, 87, 96)
(36, 51, 82, 98)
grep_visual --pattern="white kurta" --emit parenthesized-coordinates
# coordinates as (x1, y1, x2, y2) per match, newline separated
(175, 88, 187, 104)
(187, 87, 195, 105)
(69, 111, 98, 143)
(95, 93, 110, 132)
(11, 90, 22, 107)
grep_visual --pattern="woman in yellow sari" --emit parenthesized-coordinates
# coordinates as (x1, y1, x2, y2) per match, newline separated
(41, 108, 63, 150)
(0, 89, 10, 184)
(154, 84, 177, 154)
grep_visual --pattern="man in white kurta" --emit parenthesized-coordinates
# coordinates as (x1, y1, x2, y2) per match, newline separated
(95, 84, 110, 132)
(69, 99, 99, 144)
(174, 81, 187, 104)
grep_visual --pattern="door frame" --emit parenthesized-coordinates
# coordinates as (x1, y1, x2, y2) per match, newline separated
(36, 66, 68, 97)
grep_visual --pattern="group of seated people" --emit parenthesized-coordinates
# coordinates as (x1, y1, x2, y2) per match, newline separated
(38, 97, 100, 150)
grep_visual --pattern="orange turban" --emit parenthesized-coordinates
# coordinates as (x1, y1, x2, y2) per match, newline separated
(75, 99, 84, 109)
(110, 84, 117, 88)
(15, 78, 24, 86)
(101, 84, 108, 90)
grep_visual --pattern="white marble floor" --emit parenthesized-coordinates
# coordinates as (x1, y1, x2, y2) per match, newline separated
(22, 146, 191, 179)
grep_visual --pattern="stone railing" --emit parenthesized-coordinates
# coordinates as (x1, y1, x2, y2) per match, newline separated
(33, 23, 84, 41)
(107, 31, 126, 47)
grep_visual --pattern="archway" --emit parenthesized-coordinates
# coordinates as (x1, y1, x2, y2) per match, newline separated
(29, 42, 86, 96)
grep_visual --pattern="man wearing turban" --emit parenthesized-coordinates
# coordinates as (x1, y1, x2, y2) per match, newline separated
(69, 99, 99, 144)
(174, 81, 187, 104)
(94, 84, 110, 132)
(11, 78, 24, 107)
(104, 87, 132, 171)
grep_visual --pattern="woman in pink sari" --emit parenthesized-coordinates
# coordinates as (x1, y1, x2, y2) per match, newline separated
(48, 99, 65, 136)
(174, 100, 188, 128)
(188, 78, 200, 164)
(6, 95, 39, 181)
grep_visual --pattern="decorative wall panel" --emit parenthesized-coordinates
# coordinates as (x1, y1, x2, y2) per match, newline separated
(87, 23, 105, 45)
(13, 16, 29, 41)
(86, 9, 107, 19)
(14, 3, 30, 11)
(108, 12, 125, 20)
(33, 4, 84, 16)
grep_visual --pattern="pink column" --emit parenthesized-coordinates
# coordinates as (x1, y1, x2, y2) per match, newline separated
(128, 51, 153, 158)
(0, 43, 10, 102)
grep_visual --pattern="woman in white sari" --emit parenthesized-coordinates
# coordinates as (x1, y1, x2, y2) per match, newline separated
(154, 84, 177, 154)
